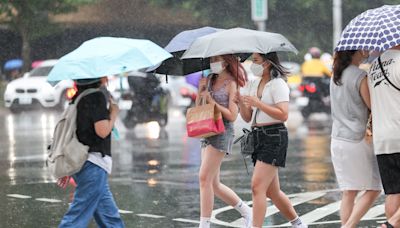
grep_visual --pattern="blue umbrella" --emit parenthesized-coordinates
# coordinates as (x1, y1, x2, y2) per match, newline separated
(47, 37, 172, 82)
(150, 27, 222, 76)
(4, 59, 23, 71)
(335, 5, 400, 52)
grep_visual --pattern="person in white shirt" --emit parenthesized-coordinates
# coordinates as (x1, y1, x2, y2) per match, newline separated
(367, 45, 400, 228)
(238, 52, 307, 228)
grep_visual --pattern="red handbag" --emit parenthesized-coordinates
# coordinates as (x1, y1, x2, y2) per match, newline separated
(186, 102, 225, 138)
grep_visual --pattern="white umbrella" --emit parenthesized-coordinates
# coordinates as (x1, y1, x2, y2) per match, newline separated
(181, 27, 298, 59)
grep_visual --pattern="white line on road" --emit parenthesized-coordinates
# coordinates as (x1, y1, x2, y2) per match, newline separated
(287, 200, 342, 225)
(7, 194, 32, 199)
(35, 198, 63, 203)
(118, 209, 134, 214)
(172, 218, 200, 224)
(363, 204, 385, 219)
(136, 214, 165, 218)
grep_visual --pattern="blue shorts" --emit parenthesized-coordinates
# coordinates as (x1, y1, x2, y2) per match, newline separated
(201, 120, 234, 155)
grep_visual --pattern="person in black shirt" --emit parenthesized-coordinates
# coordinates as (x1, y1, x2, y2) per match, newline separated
(58, 77, 124, 228)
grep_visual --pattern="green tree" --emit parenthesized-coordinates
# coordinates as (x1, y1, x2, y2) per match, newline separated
(0, 0, 97, 71)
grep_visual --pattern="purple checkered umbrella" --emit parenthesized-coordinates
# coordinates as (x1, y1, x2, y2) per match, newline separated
(335, 5, 400, 52)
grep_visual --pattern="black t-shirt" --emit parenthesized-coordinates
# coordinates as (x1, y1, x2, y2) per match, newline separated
(76, 91, 111, 156)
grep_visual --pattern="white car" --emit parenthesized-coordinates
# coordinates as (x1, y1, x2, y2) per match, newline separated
(3, 59, 73, 112)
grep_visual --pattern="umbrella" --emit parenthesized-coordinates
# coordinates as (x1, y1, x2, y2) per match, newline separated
(185, 71, 203, 88)
(4, 59, 23, 71)
(150, 27, 222, 76)
(335, 5, 400, 52)
(47, 37, 172, 82)
(181, 27, 298, 59)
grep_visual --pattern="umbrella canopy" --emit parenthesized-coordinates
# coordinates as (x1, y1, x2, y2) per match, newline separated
(4, 59, 23, 71)
(151, 27, 221, 76)
(47, 37, 172, 82)
(181, 27, 298, 59)
(185, 71, 203, 88)
(335, 5, 400, 52)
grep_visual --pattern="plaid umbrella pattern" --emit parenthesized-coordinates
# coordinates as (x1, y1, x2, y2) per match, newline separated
(335, 5, 400, 52)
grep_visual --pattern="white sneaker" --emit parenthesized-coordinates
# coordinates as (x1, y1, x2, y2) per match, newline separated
(243, 213, 252, 228)
(292, 223, 308, 228)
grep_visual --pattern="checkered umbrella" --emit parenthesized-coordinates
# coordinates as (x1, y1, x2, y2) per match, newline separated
(335, 5, 400, 52)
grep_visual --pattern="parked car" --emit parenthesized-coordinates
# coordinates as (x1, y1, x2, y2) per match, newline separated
(3, 59, 74, 112)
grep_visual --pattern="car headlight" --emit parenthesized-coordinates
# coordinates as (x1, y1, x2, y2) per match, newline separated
(4, 84, 15, 95)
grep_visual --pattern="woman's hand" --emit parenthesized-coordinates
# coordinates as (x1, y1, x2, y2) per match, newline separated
(199, 91, 215, 104)
(57, 176, 70, 189)
(243, 95, 261, 108)
(109, 98, 120, 119)
(198, 78, 208, 92)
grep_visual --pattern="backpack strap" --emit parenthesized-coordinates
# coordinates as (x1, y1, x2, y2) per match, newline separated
(378, 56, 400, 91)
(73, 88, 102, 105)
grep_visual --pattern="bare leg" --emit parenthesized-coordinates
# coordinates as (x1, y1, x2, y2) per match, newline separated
(343, 190, 380, 228)
(213, 169, 241, 206)
(382, 194, 400, 228)
(251, 161, 278, 227)
(340, 190, 358, 225)
(266, 174, 298, 221)
(198, 145, 225, 217)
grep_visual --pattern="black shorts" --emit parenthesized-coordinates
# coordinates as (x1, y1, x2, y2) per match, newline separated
(377, 153, 400, 194)
(251, 123, 288, 167)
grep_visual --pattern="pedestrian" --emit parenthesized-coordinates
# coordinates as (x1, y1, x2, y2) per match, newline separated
(197, 54, 252, 228)
(238, 52, 307, 228)
(367, 45, 400, 228)
(57, 77, 125, 228)
(330, 50, 382, 228)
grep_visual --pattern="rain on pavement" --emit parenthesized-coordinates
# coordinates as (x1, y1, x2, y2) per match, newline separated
(0, 105, 386, 228)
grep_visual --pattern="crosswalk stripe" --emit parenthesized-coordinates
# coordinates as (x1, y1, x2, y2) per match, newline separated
(172, 218, 200, 224)
(7, 194, 32, 199)
(35, 198, 63, 203)
(286, 200, 342, 225)
(136, 214, 165, 218)
(363, 204, 385, 219)
(230, 191, 328, 226)
(118, 210, 134, 214)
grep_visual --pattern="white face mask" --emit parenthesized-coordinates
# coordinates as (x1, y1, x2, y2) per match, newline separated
(210, 61, 225, 74)
(250, 62, 265, 77)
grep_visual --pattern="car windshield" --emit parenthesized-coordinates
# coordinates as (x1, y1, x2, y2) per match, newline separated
(29, 66, 53, 77)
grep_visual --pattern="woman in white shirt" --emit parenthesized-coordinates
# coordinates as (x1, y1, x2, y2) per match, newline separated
(238, 52, 307, 228)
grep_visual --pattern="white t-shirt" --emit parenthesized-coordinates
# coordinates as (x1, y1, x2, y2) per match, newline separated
(367, 49, 400, 155)
(243, 77, 290, 124)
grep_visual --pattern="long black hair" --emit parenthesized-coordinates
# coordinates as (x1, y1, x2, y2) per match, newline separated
(333, 50, 357, 86)
(260, 52, 289, 80)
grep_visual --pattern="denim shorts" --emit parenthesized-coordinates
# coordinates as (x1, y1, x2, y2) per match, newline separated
(251, 123, 288, 167)
(201, 120, 234, 155)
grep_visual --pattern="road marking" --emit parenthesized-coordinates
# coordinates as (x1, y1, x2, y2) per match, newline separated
(136, 214, 165, 218)
(118, 209, 134, 214)
(363, 204, 385, 219)
(35, 198, 63, 203)
(284, 200, 342, 226)
(223, 190, 329, 227)
(172, 218, 200, 224)
(7, 194, 32, 199)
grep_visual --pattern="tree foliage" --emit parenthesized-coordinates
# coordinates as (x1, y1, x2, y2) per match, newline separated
(150, 0, 399, 61)
(0, 0, 97, 70)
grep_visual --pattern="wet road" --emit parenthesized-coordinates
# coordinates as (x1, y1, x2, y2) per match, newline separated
(0, 106, 386, 228)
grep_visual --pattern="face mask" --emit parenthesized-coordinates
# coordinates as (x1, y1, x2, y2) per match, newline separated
(250, 62, 265, 77)
(210, 61, 225, 74)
